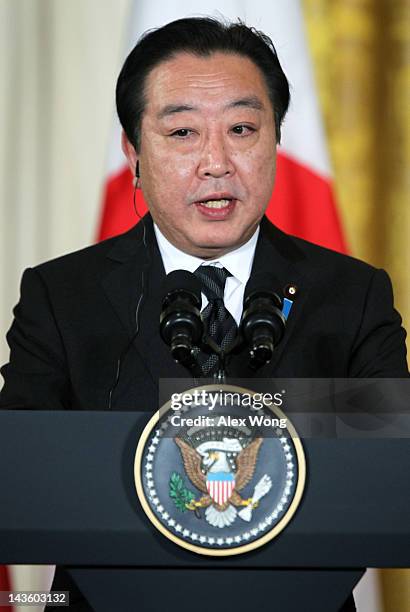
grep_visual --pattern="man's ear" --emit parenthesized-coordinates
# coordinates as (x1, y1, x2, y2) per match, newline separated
(121, 131, 138, 175)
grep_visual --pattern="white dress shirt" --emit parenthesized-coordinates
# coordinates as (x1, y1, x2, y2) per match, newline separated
(154, 224, 260, 326)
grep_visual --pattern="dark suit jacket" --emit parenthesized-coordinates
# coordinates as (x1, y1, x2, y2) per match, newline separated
(0, 215, 407, 611)
(0, 215, 408, 414)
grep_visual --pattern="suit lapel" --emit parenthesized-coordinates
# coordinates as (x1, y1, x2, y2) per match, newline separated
(101, 221, 148, 337)
(135, 227, 188, 381)
(229, 217, 311, 377)
(101, 216, 187, 384)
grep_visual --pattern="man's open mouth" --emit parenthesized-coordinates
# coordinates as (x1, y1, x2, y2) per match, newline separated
(194, 198, 236, 219)
(193, 194, 237, 217)
(198, 199, 233, 209)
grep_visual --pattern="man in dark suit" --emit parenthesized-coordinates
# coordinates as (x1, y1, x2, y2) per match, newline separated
(1, 16, 408, 612)
(0, 213, 407, 414)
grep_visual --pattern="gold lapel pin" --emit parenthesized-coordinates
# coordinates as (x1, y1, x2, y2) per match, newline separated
(284, 284, 298, 299)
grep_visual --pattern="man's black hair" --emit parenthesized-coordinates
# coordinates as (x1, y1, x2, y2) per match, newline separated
(116, 17, 290, 151)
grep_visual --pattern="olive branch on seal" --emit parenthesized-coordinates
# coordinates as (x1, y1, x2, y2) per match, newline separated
(169, 471, 195, 512)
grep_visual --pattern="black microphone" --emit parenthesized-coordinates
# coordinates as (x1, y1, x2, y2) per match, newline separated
(240, 274, 286, 369)
(160, 270, 203, 365)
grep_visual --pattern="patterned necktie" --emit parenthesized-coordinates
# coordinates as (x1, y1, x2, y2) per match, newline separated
(194, 265, 238, 375)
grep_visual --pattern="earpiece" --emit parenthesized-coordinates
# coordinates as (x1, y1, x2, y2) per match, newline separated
(132, 160, 140, 188)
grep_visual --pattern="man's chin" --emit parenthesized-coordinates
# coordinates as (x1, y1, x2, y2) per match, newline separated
(189, 237, 247, 259)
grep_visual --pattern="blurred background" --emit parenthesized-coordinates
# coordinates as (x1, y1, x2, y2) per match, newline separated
(0, 1, 409, 611)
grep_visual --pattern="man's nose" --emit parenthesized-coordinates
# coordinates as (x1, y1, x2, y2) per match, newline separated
(197, 133, 234, 179)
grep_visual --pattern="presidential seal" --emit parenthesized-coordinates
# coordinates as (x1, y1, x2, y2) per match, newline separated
(134, 384, 305, 556)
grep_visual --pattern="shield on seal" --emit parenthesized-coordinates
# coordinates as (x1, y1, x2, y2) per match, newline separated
(206, 472, 235, 505)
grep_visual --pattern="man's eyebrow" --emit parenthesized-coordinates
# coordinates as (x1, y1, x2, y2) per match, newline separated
(157, 97, 265, 120)
(157, 104, 197, 119)
(225, 96, 265, 111)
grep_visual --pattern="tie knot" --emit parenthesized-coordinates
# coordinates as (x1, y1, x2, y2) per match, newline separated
(194, 265, 231, 301)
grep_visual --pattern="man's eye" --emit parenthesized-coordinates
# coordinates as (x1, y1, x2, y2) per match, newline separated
(232, 125, 254, 135)
(170, 129, 192, 138)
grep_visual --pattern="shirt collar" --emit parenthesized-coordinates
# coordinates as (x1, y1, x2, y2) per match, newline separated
(154, 224, 259, 285)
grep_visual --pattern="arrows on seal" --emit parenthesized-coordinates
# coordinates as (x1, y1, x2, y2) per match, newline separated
(238, 475, 272, 522)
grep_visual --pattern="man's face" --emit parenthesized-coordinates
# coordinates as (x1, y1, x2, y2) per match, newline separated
(123, 51, 277, 259)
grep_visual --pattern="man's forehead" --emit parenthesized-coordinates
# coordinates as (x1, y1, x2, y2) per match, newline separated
(143, 51, 271, 112)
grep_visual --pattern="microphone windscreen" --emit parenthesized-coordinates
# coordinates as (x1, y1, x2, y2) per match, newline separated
(161, 270, 202, 305)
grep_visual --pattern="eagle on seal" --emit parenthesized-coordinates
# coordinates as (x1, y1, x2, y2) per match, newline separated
(175, 436, 266, 528)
